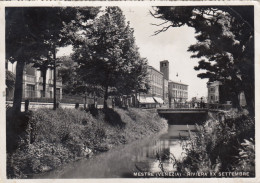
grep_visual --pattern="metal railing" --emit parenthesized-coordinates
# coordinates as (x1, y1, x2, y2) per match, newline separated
(208, 103, 232, 110)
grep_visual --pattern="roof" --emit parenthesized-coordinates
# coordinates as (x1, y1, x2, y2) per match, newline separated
(168, 80, 188, 86)
(160, 60, 169, 63)
(148, 66, 163, 75)
(207, 81, 222, 86)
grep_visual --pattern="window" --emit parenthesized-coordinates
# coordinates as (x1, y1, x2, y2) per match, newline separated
(49, 70, 53, 79)
(56, 88, 61, 99)
(40, 90, 44, 98)
(26, 84, 35, 98)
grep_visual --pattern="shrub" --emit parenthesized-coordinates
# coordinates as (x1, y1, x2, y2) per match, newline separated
(7, 107, 167, 178)
(176, 110, 255, 177)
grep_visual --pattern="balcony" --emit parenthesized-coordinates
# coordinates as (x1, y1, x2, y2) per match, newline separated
(48, 79, 62, 86)
(25, 75, 36, 83)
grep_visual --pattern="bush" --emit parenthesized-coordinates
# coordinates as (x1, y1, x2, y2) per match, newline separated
(176, 110, 255, 177)
(7, 107, 167, 178)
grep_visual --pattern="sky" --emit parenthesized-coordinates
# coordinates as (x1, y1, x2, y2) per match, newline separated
(57, 6, 208, 100)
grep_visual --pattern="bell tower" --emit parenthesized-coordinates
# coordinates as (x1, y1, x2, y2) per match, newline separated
(160, 60, 169, 80)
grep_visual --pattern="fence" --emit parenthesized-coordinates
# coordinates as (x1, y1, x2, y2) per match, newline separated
(208, 103, 232, 110)
(6, 94, 112, 107)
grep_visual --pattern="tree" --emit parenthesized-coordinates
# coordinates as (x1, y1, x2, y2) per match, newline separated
(73, 7, 148, 108)
(151, 6, 254, 115)
(6, 8, 47, 113)
(58, 56, 78, 95)
(6, 7, 99, 112)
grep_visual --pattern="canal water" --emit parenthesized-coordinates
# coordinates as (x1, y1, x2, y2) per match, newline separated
(36, 124, 196, 178)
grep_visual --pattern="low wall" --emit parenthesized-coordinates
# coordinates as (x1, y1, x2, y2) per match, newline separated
(6, 101, 109, 111)
(6, 101, 82, 111)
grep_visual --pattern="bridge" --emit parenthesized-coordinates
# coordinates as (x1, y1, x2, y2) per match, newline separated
(157, 108, 208, 114)
(157, 108, 209, 124)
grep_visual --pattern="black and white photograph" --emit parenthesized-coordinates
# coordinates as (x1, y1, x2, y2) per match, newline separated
(1, 1, 259, 181)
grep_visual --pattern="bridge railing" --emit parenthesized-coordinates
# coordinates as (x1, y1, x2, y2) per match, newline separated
(169, 102, 207, 109)
(207, 103, 232, 110)
(167, 103, 232, 111)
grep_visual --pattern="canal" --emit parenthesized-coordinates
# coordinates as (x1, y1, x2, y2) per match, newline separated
(35, 124, 197, 178)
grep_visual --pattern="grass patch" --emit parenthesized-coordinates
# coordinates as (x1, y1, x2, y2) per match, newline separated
(7, 107, 167, 178)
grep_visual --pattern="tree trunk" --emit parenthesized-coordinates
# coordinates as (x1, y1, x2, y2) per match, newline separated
(13, 61, 25, 113)
(104, 84, 109, 109)
(231, 91, 240, 109)
(53, 47, 57, 110)
(243, 85, 255, 117)
(84, 93, 87, 110)
(135, 90, 138, 107)
(42, 68, 47, 97)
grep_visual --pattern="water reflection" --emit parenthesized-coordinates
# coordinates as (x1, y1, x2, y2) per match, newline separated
(134, 125, 195, 174)
(35, 125, 196, 178)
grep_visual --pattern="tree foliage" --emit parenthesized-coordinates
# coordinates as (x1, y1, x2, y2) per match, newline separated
(6, 7, 99, 112)
(72, 7, 148, 108)
(152, 6, 254, 114)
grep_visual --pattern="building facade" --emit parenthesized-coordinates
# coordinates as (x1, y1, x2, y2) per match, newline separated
(6, 62, 62, 100)
(168, 80, 188, 103)
(207, 81, 221, 104)
(147, 66, 164, 99)
(163, 78, 168, 101)
(207, 81, 246, 106)
(139, 60, 189, 108)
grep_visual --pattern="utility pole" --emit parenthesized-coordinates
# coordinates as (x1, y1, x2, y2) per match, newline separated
(53, 46, 57, 110)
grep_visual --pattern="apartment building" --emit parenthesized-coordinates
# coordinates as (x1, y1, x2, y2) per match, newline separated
(207, 81, 246, 106)
(168, 80, 188, 102)
(147, 66, 164, 99)
(6, 62, 62, 100)
(207, 81, 221, 104)
(139, 60, 189, 108)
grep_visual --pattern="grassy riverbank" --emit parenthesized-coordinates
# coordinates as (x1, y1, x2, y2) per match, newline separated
(6, 107, 167, 178)
(175, 109, 255, 177)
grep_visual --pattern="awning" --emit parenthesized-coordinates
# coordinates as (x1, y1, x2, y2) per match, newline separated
(138, 96, 156, 104)
(146, 97, 156, 103)
(153, 97, 164, 104)
(138, 96, 147, 103)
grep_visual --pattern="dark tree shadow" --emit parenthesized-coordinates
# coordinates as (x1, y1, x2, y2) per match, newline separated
(6, 108, 32, 154)
(102, 108, 126, 128)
